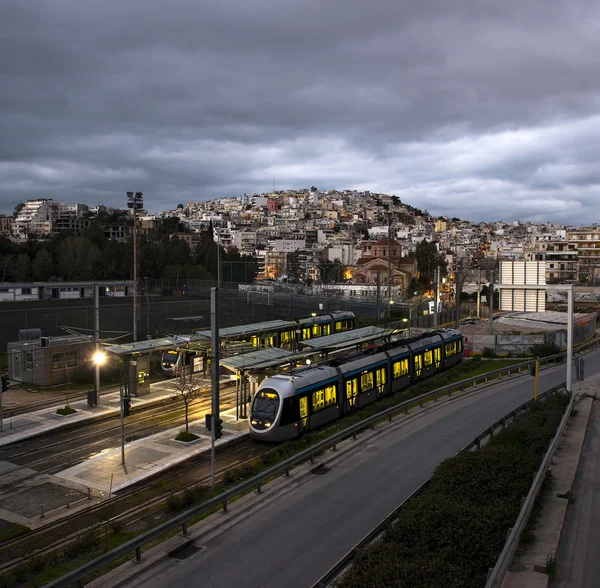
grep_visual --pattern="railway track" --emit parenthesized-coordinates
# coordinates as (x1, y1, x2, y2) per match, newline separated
(0, 433, 266, 577)
(0, 389, 238, 478)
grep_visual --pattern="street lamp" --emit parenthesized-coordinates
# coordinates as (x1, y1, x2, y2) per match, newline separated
(92, 350, 106, 406)
(126, 191, 144, 342)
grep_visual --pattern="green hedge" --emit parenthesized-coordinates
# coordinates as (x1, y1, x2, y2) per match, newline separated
(338, 392, 569, 588)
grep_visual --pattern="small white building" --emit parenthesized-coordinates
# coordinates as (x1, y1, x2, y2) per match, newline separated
(0, 281, 135, 302)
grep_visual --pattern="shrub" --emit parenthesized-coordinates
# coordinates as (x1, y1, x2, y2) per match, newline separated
(530, 343, 560, 358)
(109, 520, 124, 535)
(56, 406, 76, 416)
(175, 431, 199, 442)
(482, 347, 495, 358)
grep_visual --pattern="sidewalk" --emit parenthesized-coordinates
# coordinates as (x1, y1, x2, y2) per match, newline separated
(501, 378, 597, 588)
(55, 406, 249, 494)
(0, 377, 230, 447)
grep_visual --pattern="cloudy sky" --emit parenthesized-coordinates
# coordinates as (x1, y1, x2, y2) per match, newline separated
(2, 0, 600, 223)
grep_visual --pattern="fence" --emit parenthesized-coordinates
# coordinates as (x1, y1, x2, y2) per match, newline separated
(44, 358, 573, 588)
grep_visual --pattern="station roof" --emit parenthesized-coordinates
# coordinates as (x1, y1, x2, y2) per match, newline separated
(220, 347, 294, 371)
(194, 319, 294, 340)
(299, 326, 394, 351)
(102, 334, 208, 357)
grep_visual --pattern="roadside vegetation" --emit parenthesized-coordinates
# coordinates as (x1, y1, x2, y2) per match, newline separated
(0, 357, 535, 587)
(337, 391, 570, 588)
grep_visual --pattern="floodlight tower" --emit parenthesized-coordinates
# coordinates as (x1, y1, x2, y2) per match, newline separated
(127, 191, 144, 342)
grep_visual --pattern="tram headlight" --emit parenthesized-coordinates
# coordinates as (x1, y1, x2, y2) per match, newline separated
(264, 422, 271, 428)
(251, 419, 258, 426)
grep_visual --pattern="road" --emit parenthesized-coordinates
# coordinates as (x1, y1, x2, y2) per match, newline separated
(549, 397, 600, 588)
(128, 351, 600, 588)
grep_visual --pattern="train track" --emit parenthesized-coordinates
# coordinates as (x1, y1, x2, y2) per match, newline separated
(1, 389, 237, 475)
(0, 433, 266, 577)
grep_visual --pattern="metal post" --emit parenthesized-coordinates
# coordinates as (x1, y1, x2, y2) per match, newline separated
(387, 213, 392, 317)
(534, 357, 539, 401)
(94, 283, 100, 403)
(376, 271, 381, 326)
(133, 206, 138, 342)
(216, 233, 221, 288)
(567, 285, 573, 393)
(120, 363, 125, 466)
(477, 268, 481, 319)
(433, 267, 439, 328)
(489, 271, 495, 335)
(210, 287, 219, 489)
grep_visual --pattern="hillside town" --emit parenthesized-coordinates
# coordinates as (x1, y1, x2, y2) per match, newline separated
(0, 190, 598, 302)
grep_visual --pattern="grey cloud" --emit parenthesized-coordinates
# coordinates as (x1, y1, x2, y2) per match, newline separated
(2, 0, 600, 222)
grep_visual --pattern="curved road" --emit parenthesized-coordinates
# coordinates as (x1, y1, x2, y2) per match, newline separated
(123, 351, 600, 588)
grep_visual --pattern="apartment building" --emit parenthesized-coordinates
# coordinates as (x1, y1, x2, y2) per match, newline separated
(567, 227, 600, 282)
(0, 215, 14, 237)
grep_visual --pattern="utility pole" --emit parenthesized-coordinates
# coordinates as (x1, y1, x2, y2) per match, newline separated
(387, 212, 393, 317)
(127, 192, 143, 342)
(489, 270, 495, 335)
(477, 268, 482, 319)
(455, 259, 461, 329)
(94, 283, 100, 404)
(376, 271, 381, 326)
(433, 267, 439, 328)
(216, 231, 221, 288)
(210, 287, 220, 489)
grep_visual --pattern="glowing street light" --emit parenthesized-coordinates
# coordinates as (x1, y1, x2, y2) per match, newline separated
(93, 351, 106, 366)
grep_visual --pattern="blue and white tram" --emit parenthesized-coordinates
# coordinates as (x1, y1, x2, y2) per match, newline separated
(161, 350, 183, 376)
(249, 328, 464, 442)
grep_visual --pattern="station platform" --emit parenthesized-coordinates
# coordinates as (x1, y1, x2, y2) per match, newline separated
(0, 376, 232, 447)
(56, 406, 249, 493)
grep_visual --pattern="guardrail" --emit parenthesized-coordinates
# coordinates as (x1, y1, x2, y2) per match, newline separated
(313, 381, 567, 588)
(44, 352, 572, 588)
(485, 386, 575, 587)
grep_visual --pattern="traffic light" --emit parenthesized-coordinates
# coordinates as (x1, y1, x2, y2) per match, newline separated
(1, 375, 7, 393)
(123, 397, 131, 417)
(205, 413, 212, 431)
(215, 418, 224, 440)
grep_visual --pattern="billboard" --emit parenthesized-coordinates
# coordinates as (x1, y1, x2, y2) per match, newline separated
(499, 261, 546, 312)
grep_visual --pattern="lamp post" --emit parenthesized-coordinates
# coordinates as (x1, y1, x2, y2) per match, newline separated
(144, 276, 150, 339)
(92, 351, 106, 405)
(127, 191, 144, 342)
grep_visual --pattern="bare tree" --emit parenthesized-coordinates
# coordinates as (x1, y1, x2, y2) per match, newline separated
(171, 370, 204, 434)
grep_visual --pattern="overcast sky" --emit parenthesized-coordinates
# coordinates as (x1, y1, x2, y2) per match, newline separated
(2, 0, 600, 224)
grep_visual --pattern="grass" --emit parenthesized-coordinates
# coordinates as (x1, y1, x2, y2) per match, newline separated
(56, 406, 77, 416)
(0, 357, 533, 587)
(174, 431, 199, 442)
(0, 523, 29, 543)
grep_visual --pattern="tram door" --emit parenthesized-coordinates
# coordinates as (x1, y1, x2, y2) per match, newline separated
(414, 354, 423, 379)
(346, 378, 358, 411)
(299, 396, 309, 430)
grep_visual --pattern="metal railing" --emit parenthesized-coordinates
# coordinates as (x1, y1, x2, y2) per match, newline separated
(44, 352, 574, 588)
(313, 382, 567, 587)
(485, 387, 575, 587)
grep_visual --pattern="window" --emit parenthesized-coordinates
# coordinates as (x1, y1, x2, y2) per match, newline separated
(312, 323, 321, 337)
(335, 320, 348, 332)
(434, 348, 441, 367)
(302, 327, 311, 340)
(312, 384, 336, 412)
(360, 370, 374, 392)
(25, 352, 33, 370)
(22, 288, 32, 295)
(52, 351, 78, 370)
(445, 341, 457, 357)
(322, 323, 331, 336)
(424, 350, 433, 367)
(392, 359, 409, 378)
(299, 396, 308, 427)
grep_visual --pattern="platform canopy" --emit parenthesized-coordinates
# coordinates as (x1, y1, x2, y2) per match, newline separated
(299, 326, 394, 351)
(220, 347, 294, 372)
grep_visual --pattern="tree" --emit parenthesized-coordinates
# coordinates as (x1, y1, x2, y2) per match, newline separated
(0, 254, 13, 281)
(414, 239, 447, 281)
(319, 260, 342, 283)
(10, 253, 31, 282)
(31, 249, 54, 281)
(171, 370, 204, 434)
(57, 236, 100, 280)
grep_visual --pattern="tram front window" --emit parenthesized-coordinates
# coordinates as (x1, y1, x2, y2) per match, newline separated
(250, 390, 280, 429)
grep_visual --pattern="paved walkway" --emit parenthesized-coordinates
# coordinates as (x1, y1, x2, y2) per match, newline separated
(0, 377, 231, 447)
(56, 406, 248, 493)
(501, 378, 598, 588)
